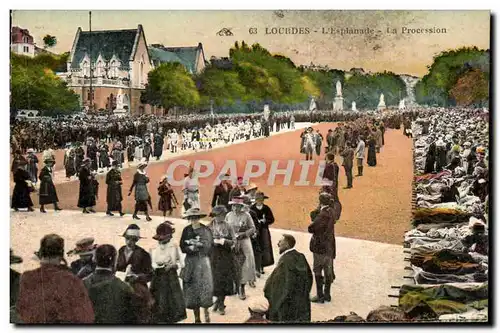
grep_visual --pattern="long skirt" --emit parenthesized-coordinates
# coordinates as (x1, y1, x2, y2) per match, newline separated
(235, 237, 256, 284)
(150, 268, 187, 323)
(182, 256, 213, 309)
(11, 184, 33, 209)
(367, 147, 377, 166)
(211, 246, 237, 297)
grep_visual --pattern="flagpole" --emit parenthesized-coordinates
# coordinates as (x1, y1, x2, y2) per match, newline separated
(89, 11, 93, 112)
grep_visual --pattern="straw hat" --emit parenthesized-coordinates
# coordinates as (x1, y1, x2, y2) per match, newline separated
(228, 196, 248, 206)
(121, 224, 145, 239)
(67, 237, 97, 256)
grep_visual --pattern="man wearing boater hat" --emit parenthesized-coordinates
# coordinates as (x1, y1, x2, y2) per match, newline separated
(16, 234, 94, 323)
(67, 237, 97, 279)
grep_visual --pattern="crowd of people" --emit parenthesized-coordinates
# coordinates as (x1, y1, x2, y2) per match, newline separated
(10, 105, 488, 324)
(398, 107, 489, 321)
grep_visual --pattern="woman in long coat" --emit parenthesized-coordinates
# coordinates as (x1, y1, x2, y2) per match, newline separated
(211, 174, 232, 210)
(26, 149, 38, 185)
(129, 162, 152, 221)
(366, 134, 377, 167)
(207, 205, 236, 315)
(11, 161, 34, 211)
(250, 192, 275, 274)
(180, 208, 214, 323)
(150, 222, 187, 323)
(38, 159, 62, 213)
(78, 158, 97, 213)
(158, 176, 177, 217)
(153, 132, 164, 160)
(106, 160, 124, 216)
(225, 197, 256, 300)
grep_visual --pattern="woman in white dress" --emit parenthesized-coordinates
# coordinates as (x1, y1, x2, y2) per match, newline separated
(182, 167, 200, 214)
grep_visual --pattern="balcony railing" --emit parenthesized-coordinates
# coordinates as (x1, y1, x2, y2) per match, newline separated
(68, 76, 130, 88)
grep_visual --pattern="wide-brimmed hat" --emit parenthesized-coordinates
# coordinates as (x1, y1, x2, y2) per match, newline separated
(10, 249, 23, 265)
(67, 237, 97, 256)
(137, 161, 148, 169)
(255, 192, 269, 201)
(219, 173, 231, 181)
(246, 183, 258, 191)
(307, 127, 313, 132)
(182, 207, 208, 220)
(228, 196, 248, 206)
(210, 205, 228, 217)
(27, 148, 35, 154)
(121, 224, 145, 239)
(153, 222, 175, 241)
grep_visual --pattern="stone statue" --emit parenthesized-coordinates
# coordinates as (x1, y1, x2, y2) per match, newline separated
(351, 101, 357, 111)
(309, 97, 317, 111)
(379, 93, 385, 106)
(336, 81, 342, 97)
(377, 93, 386, 110)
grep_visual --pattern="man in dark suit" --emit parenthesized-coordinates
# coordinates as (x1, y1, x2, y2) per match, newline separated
(308, 193, 336, 304)
(341, 141, 355, 189)
(83, 244, 139, 324)
(264, 234, 313, 323)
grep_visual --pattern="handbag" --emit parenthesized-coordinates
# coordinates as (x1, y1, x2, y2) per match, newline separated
(25, 180, 35, 192)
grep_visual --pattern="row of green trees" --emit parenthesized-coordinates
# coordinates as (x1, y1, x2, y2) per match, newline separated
(414, 47, 490, 107)
(11, 52, 80, 116)
(142, 41, 408, 113)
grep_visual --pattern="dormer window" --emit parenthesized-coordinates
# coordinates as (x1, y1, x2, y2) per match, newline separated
(96, 59, 105, 77)
(109, 59, 120, 78)
(81, 60, 90, 77)
(23, 36, 29, 43)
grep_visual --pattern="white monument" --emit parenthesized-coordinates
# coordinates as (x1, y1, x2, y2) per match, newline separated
(399, 99, 406, 110)
(309, 97, 317, 111)
(377, 93, 386, 111)
(114, 93, 127, 115)
(263, 104, 270, 121)
(351, 101, 357, 111)
(333, 80, 344, 111)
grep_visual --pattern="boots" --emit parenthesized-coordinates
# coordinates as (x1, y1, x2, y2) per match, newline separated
(311, 276, 325, 303)
(324, 282, 332, 302)
(239, 284, 247, 300)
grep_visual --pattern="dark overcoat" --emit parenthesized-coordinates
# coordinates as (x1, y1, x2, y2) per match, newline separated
(106, 168, 123, 211)
(77, 166, 96, 208)
(11, 168, 33, 209)
(116, 245, 153, 286)
(264, 250, 313, 323)
(38, 165, 59, 205)
(250, 204, 275, 267)
(83, 269, 139, 324)
(308, 206, 336, 259)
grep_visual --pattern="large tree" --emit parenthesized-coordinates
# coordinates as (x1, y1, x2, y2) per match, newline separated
(415, 47, 489, 106)
(142, 62, 200, 111)
(449, 68, 489, 106)
(11, 63, 79, 115)
(197, 66, 246, 106)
